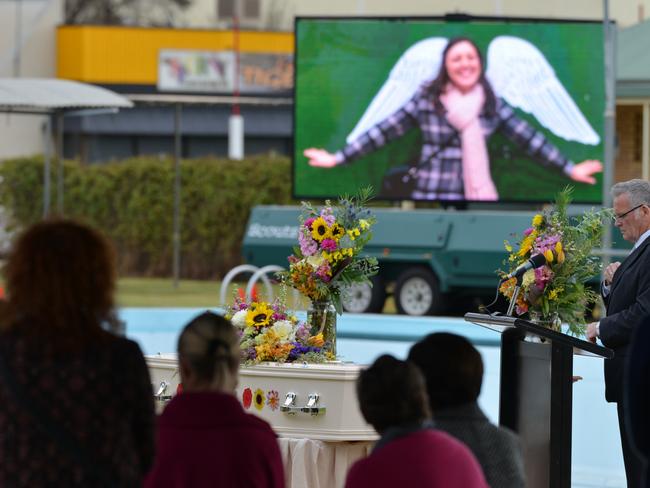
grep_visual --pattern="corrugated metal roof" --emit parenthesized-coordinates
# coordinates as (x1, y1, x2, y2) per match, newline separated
(0, 78, 134, 112)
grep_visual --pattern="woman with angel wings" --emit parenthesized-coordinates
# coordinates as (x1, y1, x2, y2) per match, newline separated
(304, 36, 602, 201)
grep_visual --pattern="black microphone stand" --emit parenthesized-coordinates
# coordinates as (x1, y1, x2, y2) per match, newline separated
(506, 274, 523, 317)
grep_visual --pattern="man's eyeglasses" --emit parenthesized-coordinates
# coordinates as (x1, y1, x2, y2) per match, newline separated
(614, 204, 645, 221)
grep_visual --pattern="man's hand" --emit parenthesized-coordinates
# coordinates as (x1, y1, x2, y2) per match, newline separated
(586, 322, 599, 343)
(604, 262, 621, 286)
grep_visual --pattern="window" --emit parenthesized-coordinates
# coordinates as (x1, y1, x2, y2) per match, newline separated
(217, 0, 260, 20)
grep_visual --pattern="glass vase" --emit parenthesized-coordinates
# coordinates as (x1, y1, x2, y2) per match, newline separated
(307, 299, 337, 357)
(528, 311, 562, 332)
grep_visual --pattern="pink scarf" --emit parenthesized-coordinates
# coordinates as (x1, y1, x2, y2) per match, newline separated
(440, 84, 498, 201)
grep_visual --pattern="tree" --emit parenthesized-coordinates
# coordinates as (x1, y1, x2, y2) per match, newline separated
(65, 0, 192, 26)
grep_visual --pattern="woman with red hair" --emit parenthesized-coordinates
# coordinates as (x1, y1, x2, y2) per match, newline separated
(0, 219, 155, 487)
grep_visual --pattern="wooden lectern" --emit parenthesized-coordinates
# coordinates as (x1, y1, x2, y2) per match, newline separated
(464, 313, 613, 488)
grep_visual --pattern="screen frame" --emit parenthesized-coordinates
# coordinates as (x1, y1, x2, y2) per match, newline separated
(291, 14, 607, 206)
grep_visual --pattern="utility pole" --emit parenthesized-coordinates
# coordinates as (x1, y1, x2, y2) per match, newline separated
(601, 0, 615, 277)
(228, 0, 244, 160)
(13, 0, 23, 77)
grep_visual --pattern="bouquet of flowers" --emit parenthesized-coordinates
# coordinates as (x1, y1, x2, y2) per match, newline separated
(227, 295, 330, 364)
(278, 187, 379, 314)
(499, 188, 613, 335)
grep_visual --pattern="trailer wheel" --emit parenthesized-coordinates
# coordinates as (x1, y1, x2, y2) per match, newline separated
(394, 268, 442, 316)
(342, 275, 387, 313)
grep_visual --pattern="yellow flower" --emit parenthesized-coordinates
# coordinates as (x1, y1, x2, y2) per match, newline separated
(330, 223, 345, 240)
(359, 219, 370, 230)
(548, 289, 559, 300)
(522, 269, 536, 288)
(307, 333, 325, 347)
(532, 214, 544, 227)
(310, 217, 331, 242)
(246, 302, 274, 328)
(306, 255, 326, 269)
(518, 235, 534, 257)
(504, 240, 513, 253)
(553, 242, 565, 264)
(544, 249, 554, 263)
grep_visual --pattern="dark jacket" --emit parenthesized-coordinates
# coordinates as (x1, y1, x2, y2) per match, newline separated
(601, 236, 650, 402)
(145, 391, 284, 488)
(0, 332, 155, 487)
(626, 322, 650, 487)
(434, 402, 526, 488)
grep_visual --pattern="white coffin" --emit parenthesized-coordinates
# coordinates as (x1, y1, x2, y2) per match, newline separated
(146, 354, 378, 442)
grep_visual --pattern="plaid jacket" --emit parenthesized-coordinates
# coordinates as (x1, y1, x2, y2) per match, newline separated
(335, 86, 574, 200)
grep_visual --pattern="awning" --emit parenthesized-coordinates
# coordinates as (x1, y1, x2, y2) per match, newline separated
(0, 78, 133, 113)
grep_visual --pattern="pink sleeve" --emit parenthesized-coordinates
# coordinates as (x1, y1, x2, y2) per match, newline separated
(451, 442, 490, 488)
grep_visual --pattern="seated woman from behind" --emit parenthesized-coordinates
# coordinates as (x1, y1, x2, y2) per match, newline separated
(408, 333, 525, 488)
(0, 219, 155, 487)
(144, 312, 284, 488)
(345, 354, 488, 488)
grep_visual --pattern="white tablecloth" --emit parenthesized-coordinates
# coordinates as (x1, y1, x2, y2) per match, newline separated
(279, 438, 373, 488)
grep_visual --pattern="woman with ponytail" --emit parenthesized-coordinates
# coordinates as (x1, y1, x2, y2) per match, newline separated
(144, 312, 284, 488)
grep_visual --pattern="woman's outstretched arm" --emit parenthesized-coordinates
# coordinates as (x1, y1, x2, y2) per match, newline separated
(497, 99, 602, 184)
(303, 89, 422, 168)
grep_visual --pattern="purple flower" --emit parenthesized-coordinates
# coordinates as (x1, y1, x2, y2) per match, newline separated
(304, 217, 316, 228)
(523, 227, 534, 236)
(299, 230, 318, 256)
(320, 208, 336, 226)
(316, 264, 331, 282)
(534, 232, 561, 254)
(295, 324, 310, 343)
(288, 343, 323, 360)
(321, 238, 337, 252)
(534, 266, 554, 289)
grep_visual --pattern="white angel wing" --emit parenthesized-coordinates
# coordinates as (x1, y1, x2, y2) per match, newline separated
(346, 37, 448, 144)
(486, 35, 600, 145)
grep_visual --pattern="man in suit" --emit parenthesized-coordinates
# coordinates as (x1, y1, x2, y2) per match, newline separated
(587, 178, 650, 488)
(626, 323, 650, 487)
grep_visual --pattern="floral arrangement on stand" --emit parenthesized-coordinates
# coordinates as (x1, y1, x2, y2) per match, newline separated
(277, 187, 379, 355)
(499, 187, 613, 336)
(227, 295, 330, 364)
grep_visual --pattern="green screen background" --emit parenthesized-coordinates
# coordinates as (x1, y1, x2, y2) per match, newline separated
(293, 18, 605, 203)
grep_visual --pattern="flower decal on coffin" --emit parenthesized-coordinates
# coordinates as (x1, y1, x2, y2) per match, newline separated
(254, 388, 265, 411)
(267, 390, 279, 411)
(242, 388, 253, 410)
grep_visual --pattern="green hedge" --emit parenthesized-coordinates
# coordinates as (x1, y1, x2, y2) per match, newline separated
(0, 155, 293, 278)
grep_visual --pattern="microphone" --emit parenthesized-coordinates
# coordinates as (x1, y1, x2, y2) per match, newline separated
(504, 254, 547, 280)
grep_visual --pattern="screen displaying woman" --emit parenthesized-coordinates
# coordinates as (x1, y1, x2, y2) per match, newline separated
(304, 37, 602, 201)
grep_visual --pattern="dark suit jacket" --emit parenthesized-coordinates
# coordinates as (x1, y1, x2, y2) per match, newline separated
(434, 402, 526, 488)
(626, 321, 650, 465)
(600, 235, 650, 402)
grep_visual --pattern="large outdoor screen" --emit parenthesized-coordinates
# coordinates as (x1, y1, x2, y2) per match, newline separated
(293, 17, 605, 203)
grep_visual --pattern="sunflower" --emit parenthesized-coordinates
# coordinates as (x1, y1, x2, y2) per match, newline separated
(254, 388, 265, 411)
(246, 302, 273, 328)
(310, 216, 331, 242)
(330, 223, 345, 240)
(517, 235, 534, 257)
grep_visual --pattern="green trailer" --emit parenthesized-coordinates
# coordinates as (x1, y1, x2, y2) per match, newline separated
(244, 206, 542, 315)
